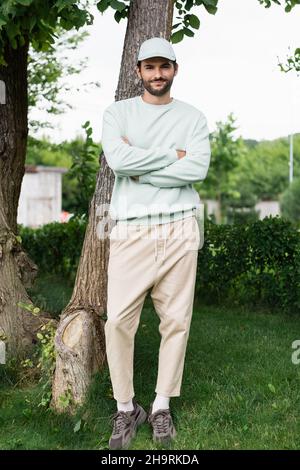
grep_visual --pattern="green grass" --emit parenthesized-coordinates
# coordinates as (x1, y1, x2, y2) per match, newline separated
(27, 273, 74, 318)
(1, 299, 300, 450)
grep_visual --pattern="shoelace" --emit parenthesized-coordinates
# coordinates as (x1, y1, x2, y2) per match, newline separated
(110, 410, 133, 434)
(148, 410, 170, 434)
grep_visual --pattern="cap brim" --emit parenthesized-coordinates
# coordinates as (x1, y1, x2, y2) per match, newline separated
(138, 53, 175, 61)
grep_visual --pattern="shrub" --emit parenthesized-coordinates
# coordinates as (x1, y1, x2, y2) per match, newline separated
(196, 216, 300, 314)
(18, 215, 87, 282)
(280, 177, 300, 224)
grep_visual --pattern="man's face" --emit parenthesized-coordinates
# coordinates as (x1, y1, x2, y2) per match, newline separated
(136, 57, 178, 97)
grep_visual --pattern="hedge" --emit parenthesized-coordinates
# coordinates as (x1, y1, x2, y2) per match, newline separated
(196, 216, 300, 314)
(19, 215, 300, 314)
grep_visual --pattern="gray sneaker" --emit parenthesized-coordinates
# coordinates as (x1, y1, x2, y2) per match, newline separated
(109, 399, 147, 450)
(148, 403, 177, 446)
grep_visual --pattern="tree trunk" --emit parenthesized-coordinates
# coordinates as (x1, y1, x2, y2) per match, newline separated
(51, 0, 175, 413)
(0, 40, 47, 358)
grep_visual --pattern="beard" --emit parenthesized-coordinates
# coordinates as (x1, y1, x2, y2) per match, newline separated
(142, 76, 174, 97)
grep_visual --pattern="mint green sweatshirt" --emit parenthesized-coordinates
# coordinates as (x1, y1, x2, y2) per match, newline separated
(101, 95, 211, 225)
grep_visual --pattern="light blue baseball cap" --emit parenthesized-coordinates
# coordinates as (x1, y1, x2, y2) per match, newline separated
(137, 37, 176, 63)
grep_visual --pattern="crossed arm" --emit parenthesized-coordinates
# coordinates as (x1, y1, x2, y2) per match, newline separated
(101, 107, 211, 188)
(101, 108, 182, 177)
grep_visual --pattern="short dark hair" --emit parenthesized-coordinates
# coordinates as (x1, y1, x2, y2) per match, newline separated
(137, 60, 177, 70)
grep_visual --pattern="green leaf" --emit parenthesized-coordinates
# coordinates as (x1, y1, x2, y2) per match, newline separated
(0, 15, 7, 28)
(59, 18, 74, 31)
(188, 14, 200, 29)
(18, 35, 25, 47)
(28, 15, 36, 32)
(96, 0, 110, 14)
(17, 301, 32, 312)
(5, 22, 20, 41)
(114, 10, 121, 22)
(185, 0, 193, 10)
(202, 0, 218, 6)
(73, 419, 82, 433)
(203, 4, 218, 14)
(16, 0, 34, 5)
(172, 22, 181, 29)
(114, 10, 124, 22)
(110, 0, 126, 12)
(268, 383, 276, 394)
(171, 29, 184, 44)
(183, 27, 194, 37)
(55, 0, 78, 13)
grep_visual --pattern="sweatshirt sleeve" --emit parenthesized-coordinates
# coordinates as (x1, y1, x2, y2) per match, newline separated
(101, 107, 178, 177)
(138, 114, 211, 188)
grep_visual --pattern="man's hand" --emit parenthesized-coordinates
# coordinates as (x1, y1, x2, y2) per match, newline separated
(122, 136, 130, 145)
(176, 149, 186, 159)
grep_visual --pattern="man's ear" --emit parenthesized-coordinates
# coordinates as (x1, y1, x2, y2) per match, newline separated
(135, 66, 141, 80)
(174, 63, 179, 76)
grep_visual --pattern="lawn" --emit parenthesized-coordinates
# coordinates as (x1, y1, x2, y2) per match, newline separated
(1, 299, 300, 450)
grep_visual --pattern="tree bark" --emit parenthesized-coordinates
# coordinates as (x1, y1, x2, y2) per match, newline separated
(0, 40, 48, 358)
(51, 0, 175, 413)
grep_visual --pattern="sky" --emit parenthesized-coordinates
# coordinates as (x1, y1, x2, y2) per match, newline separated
(32, 0, 300, 144)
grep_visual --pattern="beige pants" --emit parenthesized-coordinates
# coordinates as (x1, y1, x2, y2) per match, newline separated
(105, 215, 200, 402)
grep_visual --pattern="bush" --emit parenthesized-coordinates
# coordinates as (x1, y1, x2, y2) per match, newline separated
(224, 192, 259, 225)
(196, 216, 300, 314)
(225, 207, 259, 225)
(280, 177, 300, 224)
(18, 215, 87, 282)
